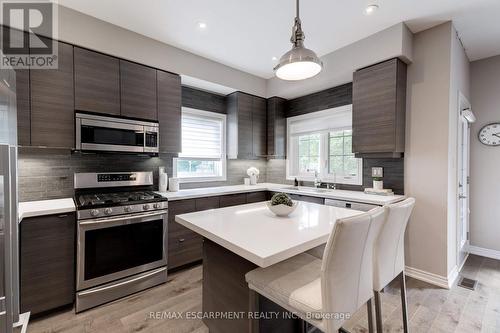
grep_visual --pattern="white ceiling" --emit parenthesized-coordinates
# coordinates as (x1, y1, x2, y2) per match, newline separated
(59, 0, 500, 79)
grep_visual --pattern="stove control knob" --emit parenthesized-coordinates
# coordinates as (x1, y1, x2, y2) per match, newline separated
(90, 209, 99, 217)
(104, 208, 113, 215)
(143, 204, 151, 211)
(124, 206, 131, 213)
(153, 203, 161, 209)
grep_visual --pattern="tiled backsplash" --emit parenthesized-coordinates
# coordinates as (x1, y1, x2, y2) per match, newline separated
(17, 148, 267, 201)
(18, 149, 403, 201)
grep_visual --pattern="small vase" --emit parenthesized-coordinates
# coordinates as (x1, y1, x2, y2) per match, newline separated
(250, 174, 258, 185)
(373, 180, 383, 190)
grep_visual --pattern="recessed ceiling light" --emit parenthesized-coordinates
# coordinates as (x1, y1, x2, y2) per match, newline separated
(272, 56, 278, 61)
(365, 4, 379, 15)
(198, 22, 207, 29)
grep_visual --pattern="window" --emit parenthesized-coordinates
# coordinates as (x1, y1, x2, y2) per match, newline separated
(174, 108, 226, 182)
(287, 105, 362, 185)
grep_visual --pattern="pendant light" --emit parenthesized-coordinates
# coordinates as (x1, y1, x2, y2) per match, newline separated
(274, 0, 323, 80)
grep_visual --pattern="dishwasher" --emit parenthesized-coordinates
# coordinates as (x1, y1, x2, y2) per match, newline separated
(325, 198, 380, 212)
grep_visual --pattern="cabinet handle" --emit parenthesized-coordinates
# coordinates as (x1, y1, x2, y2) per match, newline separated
(58, 214, 68, 218)
(178, 238, 185, 243)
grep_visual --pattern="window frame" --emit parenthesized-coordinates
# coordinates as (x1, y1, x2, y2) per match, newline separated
(286, 107, 363, 185)
(173, 107, 227, 183)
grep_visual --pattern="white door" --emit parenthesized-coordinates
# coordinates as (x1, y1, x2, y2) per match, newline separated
(458, 115, 470, 250)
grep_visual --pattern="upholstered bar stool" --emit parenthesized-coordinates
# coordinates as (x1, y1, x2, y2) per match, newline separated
(245, 207, 386, 333)
(372, 198, 416, 333)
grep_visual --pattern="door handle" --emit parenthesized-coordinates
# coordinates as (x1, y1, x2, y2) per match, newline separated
(459, 195, 467, 199)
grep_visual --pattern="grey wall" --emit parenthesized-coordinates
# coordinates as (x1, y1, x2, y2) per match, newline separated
(405, 22, 470, 280)
(470, 55, 500, 253)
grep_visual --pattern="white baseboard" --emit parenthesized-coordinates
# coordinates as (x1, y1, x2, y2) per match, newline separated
(468, 245, 500, 260)
(404, 266, 452, 289)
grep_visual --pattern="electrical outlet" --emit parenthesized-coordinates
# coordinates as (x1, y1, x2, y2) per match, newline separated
(372, 167, 383, 178)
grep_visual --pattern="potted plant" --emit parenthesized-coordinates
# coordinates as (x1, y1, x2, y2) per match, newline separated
(373, 177, 384, 190)
(267, 193, 298, 217)
(247, 167, 260, 185)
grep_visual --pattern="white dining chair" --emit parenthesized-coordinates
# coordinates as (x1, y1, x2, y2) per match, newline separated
(245, 207, 386, 333)
(372, 198, 416, 333)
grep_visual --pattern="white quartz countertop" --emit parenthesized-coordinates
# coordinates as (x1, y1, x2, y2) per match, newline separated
(19, 198, 76, 221)
(158, 183, 404, 206)
(175, 201, 363, 267)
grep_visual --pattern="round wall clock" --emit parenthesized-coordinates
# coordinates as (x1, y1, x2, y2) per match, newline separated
(479, 123, 500, 146)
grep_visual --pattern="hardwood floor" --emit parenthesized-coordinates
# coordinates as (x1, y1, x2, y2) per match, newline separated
(28, 255, 500, 333)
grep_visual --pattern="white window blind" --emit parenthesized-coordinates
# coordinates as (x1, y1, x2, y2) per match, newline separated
(179, 111, 224, 159)
(174, 108, 227, 183)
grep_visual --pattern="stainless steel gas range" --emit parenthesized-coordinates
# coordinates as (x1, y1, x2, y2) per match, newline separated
(74, 171, 168, 312)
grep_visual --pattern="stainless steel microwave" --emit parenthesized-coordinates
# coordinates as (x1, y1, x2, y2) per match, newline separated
(75, 113, 159, 154)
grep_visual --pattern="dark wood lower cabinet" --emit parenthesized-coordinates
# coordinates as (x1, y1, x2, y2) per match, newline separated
(20, 213, 75, 316)
(219, 193, 247, 208)
(168, 199, 199, 270)
(246, 191, 268, 204)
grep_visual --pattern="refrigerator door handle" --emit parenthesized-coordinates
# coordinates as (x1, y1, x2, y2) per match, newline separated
(0, 145, 13, 333)
(9, 147, 19, 324)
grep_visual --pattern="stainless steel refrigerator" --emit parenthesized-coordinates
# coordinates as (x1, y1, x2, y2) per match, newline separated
(0, 67, 22, 333)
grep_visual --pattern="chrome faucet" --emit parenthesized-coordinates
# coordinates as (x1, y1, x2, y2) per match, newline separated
(314, 171, 321, 188)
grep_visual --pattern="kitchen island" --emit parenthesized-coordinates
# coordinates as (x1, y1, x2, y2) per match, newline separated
(175, 201, 363, 333)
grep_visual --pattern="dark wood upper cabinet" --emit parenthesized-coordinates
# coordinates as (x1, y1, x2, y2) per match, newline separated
(20, 213, 75, 315)
(267, 97, 287, 158)
(157, 70, 181, 153)
(30, 40, 74, 148)
(120, 60, 157, 120)
(252, 96, 267, 158)
(15, 68, 30, 146)
(227, 92, 267, 159)
(74, 47, 120, 115)
(352, 58, 407, 158)
(227, 92, 253, 159)
(4, 26, 31, 146)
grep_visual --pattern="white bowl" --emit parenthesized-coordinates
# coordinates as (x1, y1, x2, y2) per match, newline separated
(266, 201, 299, 217)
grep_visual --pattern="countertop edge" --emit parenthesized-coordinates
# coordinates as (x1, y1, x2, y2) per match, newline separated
(159, 183, 404, 205)
(19, 198, 76, 221)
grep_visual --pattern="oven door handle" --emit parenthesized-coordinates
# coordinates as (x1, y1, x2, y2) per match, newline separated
(79, 210, 168, 226)
(77, 267, 167, 297)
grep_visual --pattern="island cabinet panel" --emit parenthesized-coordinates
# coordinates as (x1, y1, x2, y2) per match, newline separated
(267, 96, 287, 158)
(74, 47, 121, 115)
(30, 40, 74, 148)
(119, 60, 157, 120)
(203, 239, 258, 333)
(246, 191, 268, 204)
(352, 58, 407, 158)
(252, 96, 267, 158)
(168, 199, 202, 270)
(20, 213, 75, 315)
(157, 70, 182, 153)
(219, 193, 247, 208)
